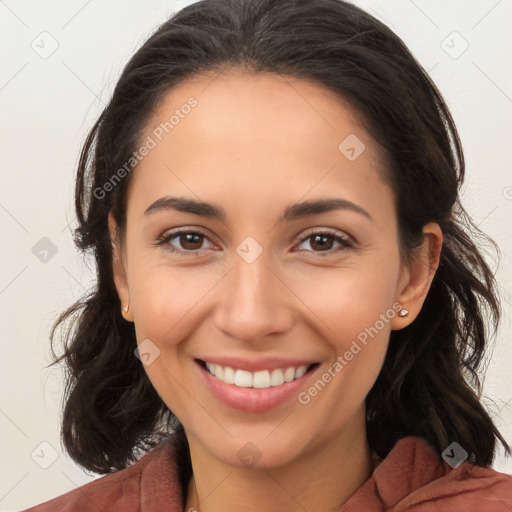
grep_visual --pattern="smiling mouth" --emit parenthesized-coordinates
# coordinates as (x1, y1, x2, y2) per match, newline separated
(196, 359, 320, 388)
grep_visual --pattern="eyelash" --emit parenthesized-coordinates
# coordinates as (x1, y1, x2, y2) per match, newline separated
(155, 228, 355, 257)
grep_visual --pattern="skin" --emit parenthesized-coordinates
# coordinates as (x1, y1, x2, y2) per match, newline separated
(109, 69, 443, 512)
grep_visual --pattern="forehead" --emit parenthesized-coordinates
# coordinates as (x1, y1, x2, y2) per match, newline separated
(127, 70, 393, 220)
(148, 69, 368, 153)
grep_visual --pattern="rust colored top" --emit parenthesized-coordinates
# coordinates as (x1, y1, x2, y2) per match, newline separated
(23, 436, 512, 511)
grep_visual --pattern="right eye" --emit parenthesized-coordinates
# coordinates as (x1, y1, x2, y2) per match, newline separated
(156, 229, 216, 255)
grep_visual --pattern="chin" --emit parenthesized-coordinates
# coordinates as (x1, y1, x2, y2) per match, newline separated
(198, 431, 311, 470)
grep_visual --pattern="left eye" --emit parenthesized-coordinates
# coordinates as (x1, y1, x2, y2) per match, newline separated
(296, 232, 353, 253)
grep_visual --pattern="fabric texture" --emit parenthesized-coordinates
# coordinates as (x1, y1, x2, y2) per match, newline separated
(23, 436, 512, 512)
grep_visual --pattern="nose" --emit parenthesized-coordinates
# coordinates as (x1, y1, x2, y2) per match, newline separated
(213, 250, 294, 344)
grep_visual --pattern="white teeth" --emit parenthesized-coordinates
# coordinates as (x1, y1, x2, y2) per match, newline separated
(253, 370, 271, 388)
(283, 367, 296, 382)
(223, 366, 235, 384)
(204, 362, 311, 388)
(270, 368, 285, 386)
(295, 365, 308, 379)
(234, 369, 252, 387)
(214, 364, 224, 380)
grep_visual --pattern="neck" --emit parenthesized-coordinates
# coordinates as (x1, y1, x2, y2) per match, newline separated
(184, 412, 373, 512)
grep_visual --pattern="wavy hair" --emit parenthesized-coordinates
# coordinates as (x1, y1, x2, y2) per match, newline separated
(49, 0, 510, 476)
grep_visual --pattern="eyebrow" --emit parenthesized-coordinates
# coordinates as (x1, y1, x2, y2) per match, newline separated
(144, 196, 373, 223)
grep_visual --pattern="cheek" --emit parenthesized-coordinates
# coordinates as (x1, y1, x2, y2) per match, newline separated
(288, 256, 398, 393)
(289, 258, 398, 338)
(326, 295, 392, 392)
(129, 263, 221, 345)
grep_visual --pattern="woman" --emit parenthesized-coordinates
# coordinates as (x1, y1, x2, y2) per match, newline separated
(24, 0, 512, 510)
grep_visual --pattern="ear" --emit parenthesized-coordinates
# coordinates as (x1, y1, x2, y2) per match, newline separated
(108, 212, 133, 322)
(391, 222, 443, 330)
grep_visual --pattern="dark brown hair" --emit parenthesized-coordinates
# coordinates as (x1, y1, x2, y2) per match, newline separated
(50, 0, 510, 477)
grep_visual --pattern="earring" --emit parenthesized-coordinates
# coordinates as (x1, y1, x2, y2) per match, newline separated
(398, 307, 409, 318)
(121, 302, 133, 321)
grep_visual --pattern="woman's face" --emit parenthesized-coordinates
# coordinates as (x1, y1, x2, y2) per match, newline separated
(111, 70, 427, 469)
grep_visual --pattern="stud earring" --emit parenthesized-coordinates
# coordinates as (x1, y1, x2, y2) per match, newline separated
(398, 307, 409, 318)
(121, 302, 133, 321)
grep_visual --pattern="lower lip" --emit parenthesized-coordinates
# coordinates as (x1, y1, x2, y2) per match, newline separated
(195, 360, 319, 413)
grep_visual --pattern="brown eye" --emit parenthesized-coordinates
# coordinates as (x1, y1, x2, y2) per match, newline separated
(178, 233, 204, 251)
(157, 230, 214, 254)
(309, 234, 335, 251)
(296, 230, 354, 255)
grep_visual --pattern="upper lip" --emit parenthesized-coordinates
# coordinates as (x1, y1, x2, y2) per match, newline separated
(196, 356, 319, 373)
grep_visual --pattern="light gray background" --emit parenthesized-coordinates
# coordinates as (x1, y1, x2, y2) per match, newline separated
(1, 0, 511, 510)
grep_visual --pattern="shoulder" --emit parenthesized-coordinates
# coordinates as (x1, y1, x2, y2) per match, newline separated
(22, 439, 183, 512)
(392, 437, 512, 511)
(342, 436, 512, 512)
